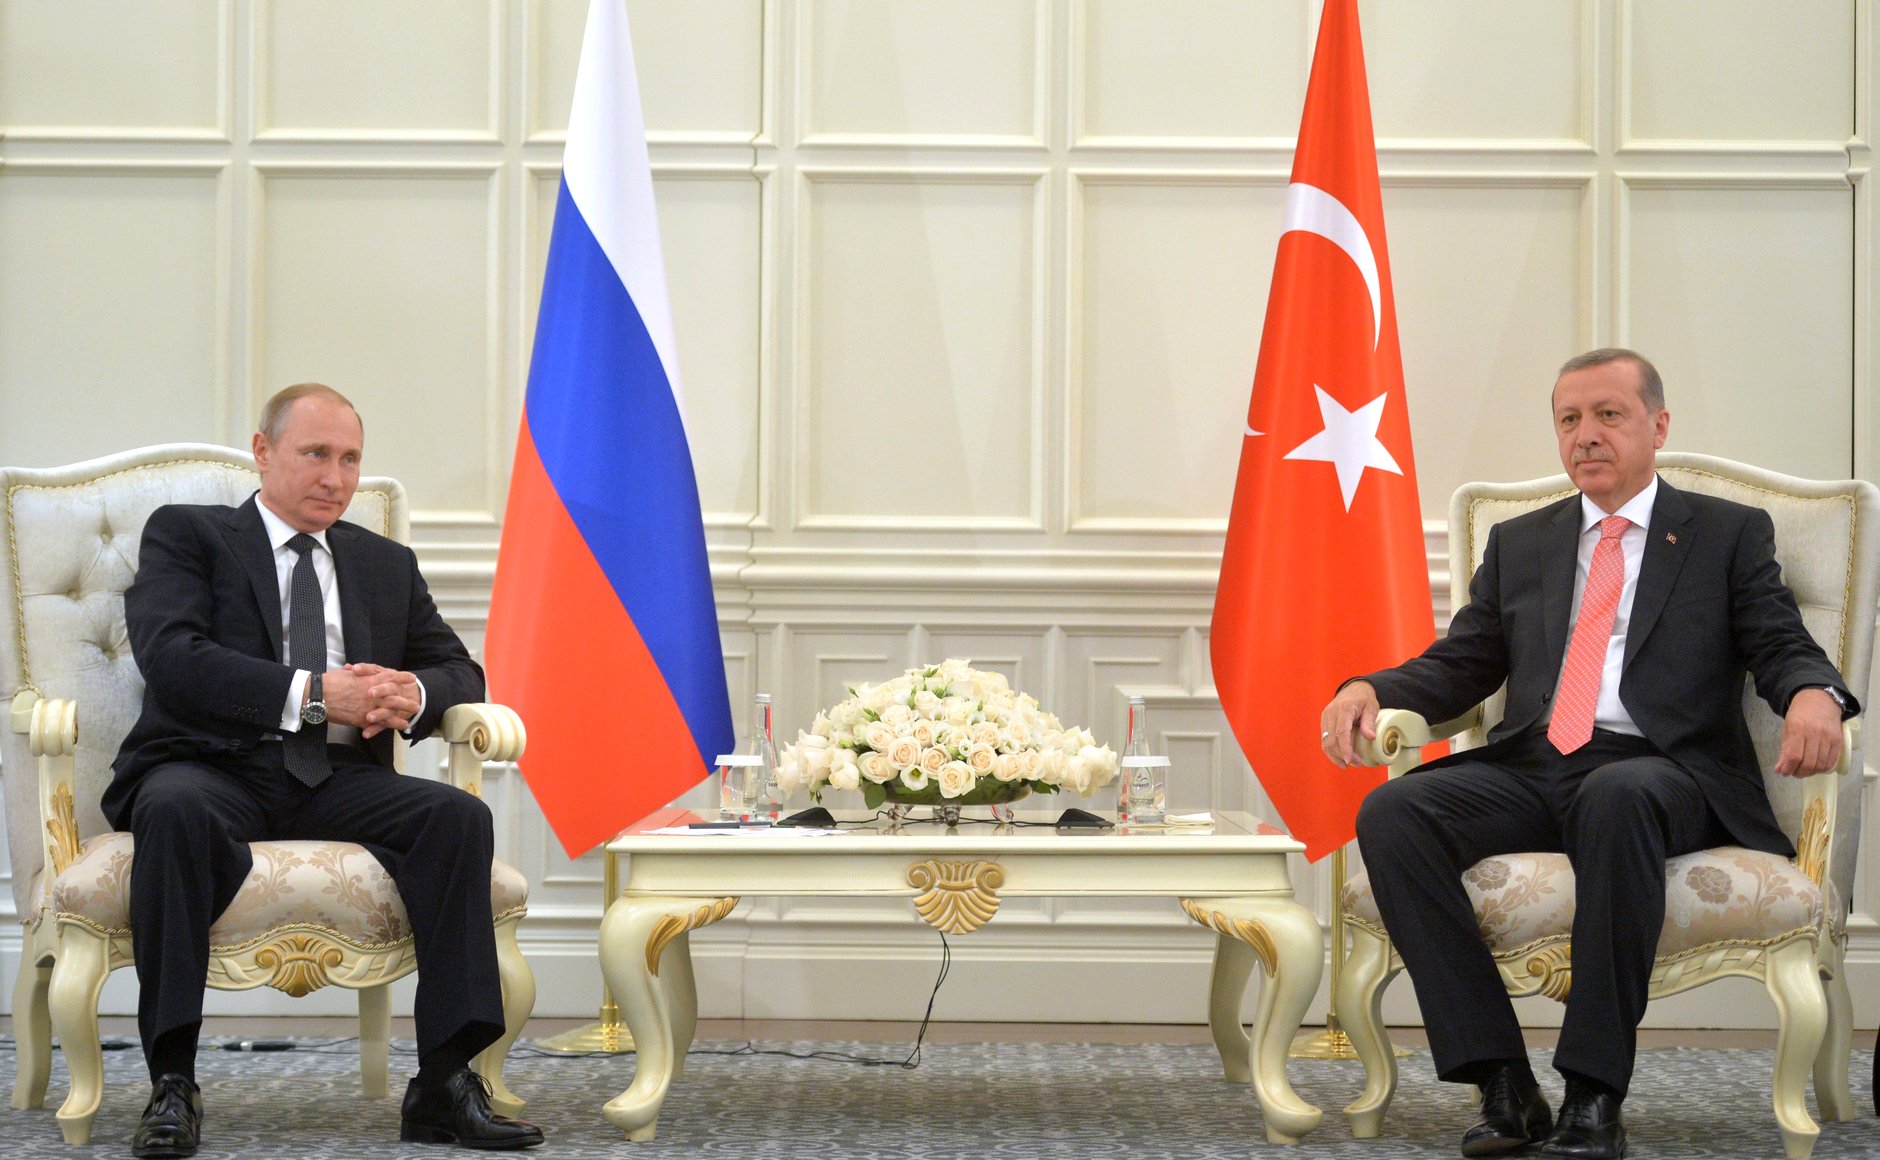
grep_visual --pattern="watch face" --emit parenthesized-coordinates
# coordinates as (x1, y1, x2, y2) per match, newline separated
(303, 702, 327, 726)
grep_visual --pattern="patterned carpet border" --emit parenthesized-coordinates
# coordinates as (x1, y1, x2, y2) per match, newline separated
(1, 1038, 1874, 1158)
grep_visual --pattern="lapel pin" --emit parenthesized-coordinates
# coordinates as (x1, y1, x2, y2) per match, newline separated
(1665, 532, 1677, 545)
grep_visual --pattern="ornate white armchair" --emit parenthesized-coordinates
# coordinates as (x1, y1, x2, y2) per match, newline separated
(1338, 452, 1878, 1160)
(1, 445, 536, 1144)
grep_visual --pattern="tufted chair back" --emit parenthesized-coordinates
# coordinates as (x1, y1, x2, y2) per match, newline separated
(0, 444, 407, 915)
(1446, 451, 1880, 903)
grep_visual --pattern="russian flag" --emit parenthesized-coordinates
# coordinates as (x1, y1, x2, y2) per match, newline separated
(486, 0, 735, 858)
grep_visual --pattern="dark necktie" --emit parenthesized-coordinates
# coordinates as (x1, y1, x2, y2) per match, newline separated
(284, 533, 332, 786)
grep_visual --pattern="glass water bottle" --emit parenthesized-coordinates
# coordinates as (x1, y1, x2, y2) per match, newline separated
(746, 693, 783, 820)
(1119, 695, 1150, 823)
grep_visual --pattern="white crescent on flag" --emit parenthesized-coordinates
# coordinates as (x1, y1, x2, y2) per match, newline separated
(1280, 182, 1382, 351)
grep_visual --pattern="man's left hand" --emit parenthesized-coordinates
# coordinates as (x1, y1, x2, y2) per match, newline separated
(1774, 687, 1844, 777)
(344, 662, 422, 739)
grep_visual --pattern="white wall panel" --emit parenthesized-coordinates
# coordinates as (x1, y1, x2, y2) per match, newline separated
(1388, 182, 1587, 507)
(529, 0, 763, 140)
(1077, 0, 1308, 142)
(1625, 0, 1855, 142)
(1073, 179, 1280, 528)
(0, 0, 224, 137)
(1363, 0, 1585, 141)
(1624, 183, 1854, 478)
(801, 176, 1041, 526)
(257, 170, 500, 514)
(258, 0, 498, 138)
(0, 171, 223, 463)
(804, 0, 1043, 141)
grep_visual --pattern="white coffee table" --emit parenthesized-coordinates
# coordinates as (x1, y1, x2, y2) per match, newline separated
(597, 808, 1324, 1144)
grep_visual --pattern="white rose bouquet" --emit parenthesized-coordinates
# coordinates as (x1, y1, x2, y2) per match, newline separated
(777, 659, 1119, 809)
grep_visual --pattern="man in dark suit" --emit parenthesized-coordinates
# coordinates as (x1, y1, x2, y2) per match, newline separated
(1319, 350, 1854, 1160)
(106, 384, 542, 1157)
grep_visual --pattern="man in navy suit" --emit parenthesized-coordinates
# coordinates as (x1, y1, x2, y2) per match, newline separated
(1319, 350, 1854, 1159)
(107, 384, 541, 1157)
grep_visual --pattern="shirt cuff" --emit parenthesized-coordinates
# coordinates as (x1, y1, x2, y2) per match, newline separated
(397, 676, 428, 739)
(280, 669, 312, 733)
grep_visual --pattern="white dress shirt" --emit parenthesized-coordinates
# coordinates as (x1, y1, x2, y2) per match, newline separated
(1554, 475, 1659, 738)
(256, 499, 421, 744)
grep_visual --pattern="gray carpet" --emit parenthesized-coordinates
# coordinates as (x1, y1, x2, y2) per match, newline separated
(1, 1038, 1874, 1158)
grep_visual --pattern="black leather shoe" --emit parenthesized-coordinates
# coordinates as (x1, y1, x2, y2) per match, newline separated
(1541, 1084, 1626, 1159)
(400, 1068, 544, 1150)
(132, 1074, 202, 1159)
(1461, 1064, 1552, 1156)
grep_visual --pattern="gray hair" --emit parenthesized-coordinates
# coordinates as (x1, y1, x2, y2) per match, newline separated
(259, 383, 362, 443)
(1556, 348, 1665, 412)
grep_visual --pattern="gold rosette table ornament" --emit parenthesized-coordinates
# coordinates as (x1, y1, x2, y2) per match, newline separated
(595, 808, 1324, 1145)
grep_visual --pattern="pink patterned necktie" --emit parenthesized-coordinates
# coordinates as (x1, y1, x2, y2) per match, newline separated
(1548, 515, 1631, 755)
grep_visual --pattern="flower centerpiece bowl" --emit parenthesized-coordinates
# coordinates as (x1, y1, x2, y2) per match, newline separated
(777, 659, 1118, 820)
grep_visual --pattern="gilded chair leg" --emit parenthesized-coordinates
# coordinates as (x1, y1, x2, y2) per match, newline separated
(1765, 937, 1827, 1159)
(1340, 925, 1399, 1138)
(48, 928, 111, 1145)
(1812, 944, 1854, 1122)
(474, 913, 534, 1118)
(11, 943, 52, 1110)
(358, 983, 391, 1098)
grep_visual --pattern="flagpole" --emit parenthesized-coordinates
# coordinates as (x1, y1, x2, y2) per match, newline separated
(536, 849, 635, 1054)
(1289, 843, 1408, 1060)
(1289, 844, 1356, 1059)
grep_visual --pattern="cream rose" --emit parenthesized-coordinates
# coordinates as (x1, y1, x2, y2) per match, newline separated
(775, 751, 808, 796)
(885, 736, 922, 770)
(862, 721, 896, 753)
(971, 722, 1002, 749)
(936, 760, 975, 798)
(880, 703, 914, 729)
(992, 752, 1024, 782)
(913, 690, 943, 718)
(1035, 749, 1067, 786)
(827, 748, 861, 791)
(911, 719, 939, 748)
(964, 743, 998, 777)
(918, 745, 949, 777)
(859, 750, 896, 783)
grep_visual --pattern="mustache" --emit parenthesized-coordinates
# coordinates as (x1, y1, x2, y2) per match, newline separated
(1572, 452, 1613, 465)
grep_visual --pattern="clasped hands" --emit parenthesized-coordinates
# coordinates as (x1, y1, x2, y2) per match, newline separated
(1318, 680, 1844, 777)
(319, 663, 421, 739)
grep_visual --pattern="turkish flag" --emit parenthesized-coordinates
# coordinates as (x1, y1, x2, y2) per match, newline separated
(1210, 0, 1438, 861)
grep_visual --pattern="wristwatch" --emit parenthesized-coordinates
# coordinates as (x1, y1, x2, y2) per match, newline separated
(301, 673, 328, 726)
(1809, 685, 1852, 718)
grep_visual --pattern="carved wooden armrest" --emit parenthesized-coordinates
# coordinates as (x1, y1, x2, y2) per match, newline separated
(11, 690, 80, 898)
(1791, 718, 1859, 889)
(1353, 704, 1484, 777)
(440, 703, 527, 796)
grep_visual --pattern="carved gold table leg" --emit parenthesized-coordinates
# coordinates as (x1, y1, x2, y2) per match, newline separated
(1182, 897, 1325, 1145)
(599, 895, 737, 1142)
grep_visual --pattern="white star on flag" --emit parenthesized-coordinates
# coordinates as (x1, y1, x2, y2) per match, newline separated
(1282, 385, 1403, 510)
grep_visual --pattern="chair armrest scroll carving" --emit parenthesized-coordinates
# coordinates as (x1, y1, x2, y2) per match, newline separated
(1355, 705, 1483, 778)
(16, 691, 81, 885)
(440, 703, 527, 796)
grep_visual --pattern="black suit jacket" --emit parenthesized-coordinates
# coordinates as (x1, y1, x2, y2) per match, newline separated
(104, 495, 484, 827)
(1363, 477, 1854, 858)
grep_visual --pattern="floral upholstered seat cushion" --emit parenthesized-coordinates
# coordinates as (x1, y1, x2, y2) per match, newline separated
(51, 831, 528, 948)
(1343, 846, 1833, 958)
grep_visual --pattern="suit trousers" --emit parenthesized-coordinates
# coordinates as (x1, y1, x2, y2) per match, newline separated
(1354, 727, 1729, 1096)
(125, 743, 507, 1068)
